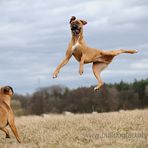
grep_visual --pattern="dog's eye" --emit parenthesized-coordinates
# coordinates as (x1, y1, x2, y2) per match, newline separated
(75, 21, 80, 25)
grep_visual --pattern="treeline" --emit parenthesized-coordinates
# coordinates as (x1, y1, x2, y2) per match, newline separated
(12, 79, 148, 116)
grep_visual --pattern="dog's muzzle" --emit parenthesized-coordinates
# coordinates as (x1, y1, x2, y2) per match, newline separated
(71, 24, 81, 35)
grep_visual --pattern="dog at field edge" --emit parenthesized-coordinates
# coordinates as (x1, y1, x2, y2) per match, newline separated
(0, 86, 21, 143)
(53, 16, 138, 90)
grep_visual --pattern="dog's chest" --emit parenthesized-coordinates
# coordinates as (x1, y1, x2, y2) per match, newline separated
(72, 42, 82, 62)
(72, 41, 80, 52)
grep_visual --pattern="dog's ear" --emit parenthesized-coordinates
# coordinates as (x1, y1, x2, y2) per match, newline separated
(70, 16, 76, 24)
(7, 86, 14, 94)
(80, 20, 87, 25)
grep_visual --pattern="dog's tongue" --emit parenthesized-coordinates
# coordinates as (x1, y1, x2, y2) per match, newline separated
(76, 30, 79, 34)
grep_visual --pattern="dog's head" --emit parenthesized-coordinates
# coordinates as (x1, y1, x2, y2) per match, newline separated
(0, 86, 14, 96)
(70, 16, 87, 36)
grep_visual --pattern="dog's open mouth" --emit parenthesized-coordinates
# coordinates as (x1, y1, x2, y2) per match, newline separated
(72, 29, 80, 35)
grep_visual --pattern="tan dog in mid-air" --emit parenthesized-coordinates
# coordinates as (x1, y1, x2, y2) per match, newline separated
(53, 16, 138, 90)
(0, 86, 21, 143)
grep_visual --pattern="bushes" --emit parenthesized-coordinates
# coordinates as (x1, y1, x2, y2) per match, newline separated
(13, 79, 148, 115)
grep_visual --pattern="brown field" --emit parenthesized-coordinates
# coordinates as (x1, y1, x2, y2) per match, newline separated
(0, 109, 148, 148)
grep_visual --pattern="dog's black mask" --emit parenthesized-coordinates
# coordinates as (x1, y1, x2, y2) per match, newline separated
(71, 24, 81, 35)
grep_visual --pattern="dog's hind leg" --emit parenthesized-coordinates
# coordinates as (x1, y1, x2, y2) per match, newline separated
(0, 127, 10, 138)
(92, 62, 108, 91)
(101, 49, 138, 56)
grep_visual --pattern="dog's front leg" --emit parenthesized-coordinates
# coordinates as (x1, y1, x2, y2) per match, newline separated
(8, 116, 21, 143)
(53, 57, 70, 78)
(79, 55, 85, 75)
(53, 49, 72, 78)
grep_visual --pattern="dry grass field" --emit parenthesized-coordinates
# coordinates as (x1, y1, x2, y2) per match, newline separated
(0, 109, 147, 148)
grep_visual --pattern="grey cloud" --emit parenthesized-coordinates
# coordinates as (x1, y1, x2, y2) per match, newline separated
(0, 0, 147, 93)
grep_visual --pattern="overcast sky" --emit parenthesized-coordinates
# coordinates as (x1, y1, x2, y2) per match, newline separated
(0, 0, 148, 94)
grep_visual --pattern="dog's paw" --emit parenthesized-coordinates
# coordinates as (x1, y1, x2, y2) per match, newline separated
(94, 84, 103, 91)
(6, 134, 10, 138)
(79, 70, 83, 75)
(94, 86, 99, 91)
(17, 138, 21, 143)
(53, 71, 59, 78)
(130, 50, 138, 54)
(53, 74, 57, 78)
